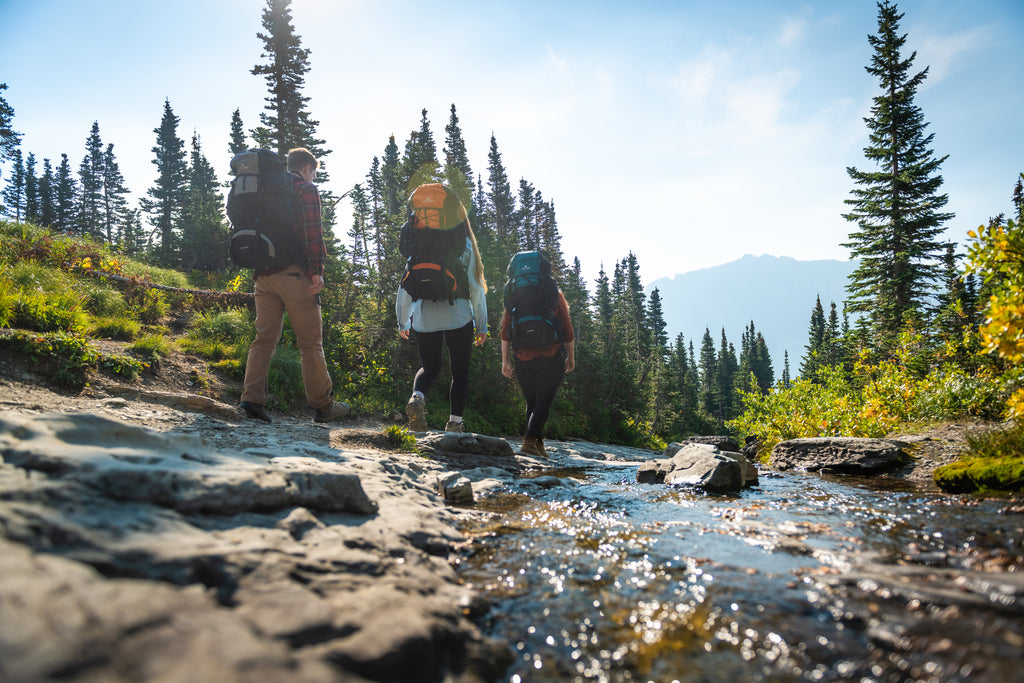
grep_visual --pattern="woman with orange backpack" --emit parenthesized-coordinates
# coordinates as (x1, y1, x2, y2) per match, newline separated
(500, 251, 575, 458)
(397, 184, 488, 433)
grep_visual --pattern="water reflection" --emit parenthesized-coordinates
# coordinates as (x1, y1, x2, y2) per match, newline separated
(457, 461, 1024, 682)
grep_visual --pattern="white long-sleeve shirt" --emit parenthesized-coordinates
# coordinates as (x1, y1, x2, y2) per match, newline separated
(396, 238, 488, 334)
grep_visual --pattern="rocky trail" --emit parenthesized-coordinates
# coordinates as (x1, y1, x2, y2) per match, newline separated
(1, 345, 1021, 682)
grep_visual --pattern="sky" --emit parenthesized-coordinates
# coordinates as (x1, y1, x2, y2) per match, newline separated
(1, 0, 1022, 288)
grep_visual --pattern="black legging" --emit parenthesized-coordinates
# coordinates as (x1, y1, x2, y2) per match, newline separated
(514, 349, 566, 439)
(413, 322, 475, 416)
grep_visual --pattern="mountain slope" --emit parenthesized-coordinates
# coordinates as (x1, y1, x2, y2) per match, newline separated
(647, 254, 857, 375)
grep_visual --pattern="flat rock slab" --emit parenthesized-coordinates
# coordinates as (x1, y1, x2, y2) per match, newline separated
(771, 437, 911, 473)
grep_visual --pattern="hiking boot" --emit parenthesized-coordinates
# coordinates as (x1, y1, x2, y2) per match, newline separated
(406, 395, 428, 432)
(314, 401, 350, 423)
(520, 436, 548, 458)
(240, 401, 272, 423)
(444, 420, 465, 433)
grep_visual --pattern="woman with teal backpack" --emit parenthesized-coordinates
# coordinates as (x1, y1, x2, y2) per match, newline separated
(500, 251, 575, 458)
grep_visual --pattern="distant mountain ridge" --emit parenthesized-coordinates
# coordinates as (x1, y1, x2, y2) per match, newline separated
(647, 254, 857, 376)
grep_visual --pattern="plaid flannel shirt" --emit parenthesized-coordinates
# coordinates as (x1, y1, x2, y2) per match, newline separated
(293, 173, 327, 278)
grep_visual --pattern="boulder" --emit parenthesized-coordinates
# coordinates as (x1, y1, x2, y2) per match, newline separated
(637, 443, 757, 493)
(770, 437, 910, 473)
(418, 432, 521, 474)
(666, 436, 741, 455)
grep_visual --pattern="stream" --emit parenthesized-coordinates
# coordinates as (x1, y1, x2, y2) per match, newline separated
(455, 443, 1024, 683)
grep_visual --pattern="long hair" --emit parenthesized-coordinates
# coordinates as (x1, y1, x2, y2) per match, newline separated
(465, 219, 487, 293)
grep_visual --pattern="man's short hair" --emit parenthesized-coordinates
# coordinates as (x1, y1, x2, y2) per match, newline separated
(287, 147, 318, 173)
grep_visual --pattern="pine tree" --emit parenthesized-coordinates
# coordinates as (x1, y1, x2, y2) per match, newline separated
(400, 109, 440, 194)
(179, 133, 228, 271)
(140, 100, 188, 264)
(55, 154, 76, 234)
(782, 351, 792, 389)
(800, 295, 826, 378)
(442, 104, 473, 209)
(102, 144, 130, 245)
(698, 328, 718, 419)
(78, 122, 105, 239)
(229, 109, 248, 155)
(23, 153, 39, 224)
(485, 134, 516, 258)
(517, 179, 537, 251)
(250, 0, 329, 166)
(842, 0, 953, 348)
(38, 158, 55, 227)
(3, 148, 25, 220)
(347, 182, 371, 286)
(382, 135, 402, 219)
(0, 83, 21, 163)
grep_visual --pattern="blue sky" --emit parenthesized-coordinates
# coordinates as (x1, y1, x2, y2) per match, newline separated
(1, 0, 1022, 286)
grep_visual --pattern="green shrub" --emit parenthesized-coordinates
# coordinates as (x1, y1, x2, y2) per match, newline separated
(934, 422, 1024, 493)
(82, 286, 127, 317)
(11, 293, 88, 334)
(91, 317, 141, 341)
(100, 354, 146, 380)
(383, 425, 418, 452)
(187, 309, 251, 344)
(130, 334, 172, 358)
(912, 367, 1007, 422)
(0, 331, 98, 388)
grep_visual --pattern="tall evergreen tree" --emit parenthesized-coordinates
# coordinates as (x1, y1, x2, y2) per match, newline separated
(229, 108, 248, 155)
(0, 83, 21, 163)
(485, 134, 516, 258)
(102, 144, 130, 245)
(77, 122, 105, 238)
(55, 154, 76, 233)
(38, 158, 55, 227)
(250, 0, 329, 169)
(140, 100, 188, 263)
(179, 133, 227, 271)
(698, 328, 718, 419)
(400, 109, 439, 194)
(23, 153, 39, 224)
(842, 0, 953, 348)
(2, 148, 24, 220)
(442, 104, 473, 209)
(801, 295, 826, 378)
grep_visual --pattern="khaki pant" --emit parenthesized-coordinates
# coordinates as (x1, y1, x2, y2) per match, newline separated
(241, 269, 333, 410)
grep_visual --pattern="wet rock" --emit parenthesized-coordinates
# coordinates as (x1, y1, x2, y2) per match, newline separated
(771, 437, 911, 473)
(638, 443, 757, 492)
(418, 432, 521, 474)
(437, 472, 475, 505)
(667, 435, 741, 454)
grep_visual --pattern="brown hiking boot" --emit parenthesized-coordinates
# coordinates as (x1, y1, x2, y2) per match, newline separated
(520, 436, 548, 458)
(406, 394, 428, 432)
(444, 420, 465, 433)
(314, 401, 350, 423)
(240, 401, 272, 423)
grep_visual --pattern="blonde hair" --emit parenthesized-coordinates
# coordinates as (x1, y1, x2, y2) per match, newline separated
(466, 219, 487, 293)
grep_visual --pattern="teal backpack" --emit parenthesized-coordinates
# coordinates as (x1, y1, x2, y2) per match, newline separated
(503, 251, 563, 349)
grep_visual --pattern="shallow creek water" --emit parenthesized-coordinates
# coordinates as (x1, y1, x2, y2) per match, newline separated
(455, 445, 1024, 683)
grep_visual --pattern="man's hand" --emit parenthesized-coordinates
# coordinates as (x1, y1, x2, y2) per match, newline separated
(474, 332, 487, 347)
(308, 274, 324, 295)
(399, 329, 410, 340)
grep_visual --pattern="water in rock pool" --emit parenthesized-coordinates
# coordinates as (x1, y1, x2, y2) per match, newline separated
(455, 455, 1023, 683)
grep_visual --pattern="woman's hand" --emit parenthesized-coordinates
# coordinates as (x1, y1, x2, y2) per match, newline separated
(474, 332, 487, 347)
(502, 360, 514, 378)
(399, 329, 410, 340)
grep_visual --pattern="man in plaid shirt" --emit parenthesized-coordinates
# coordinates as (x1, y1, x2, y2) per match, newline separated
(239, 147, 350, 424)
